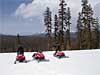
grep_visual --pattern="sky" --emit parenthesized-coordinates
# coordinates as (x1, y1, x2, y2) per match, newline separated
(0, 0, 100, 35)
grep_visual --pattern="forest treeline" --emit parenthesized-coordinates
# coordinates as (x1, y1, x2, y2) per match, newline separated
(0, 32, 100, 53)
(0, 33, 78, 53)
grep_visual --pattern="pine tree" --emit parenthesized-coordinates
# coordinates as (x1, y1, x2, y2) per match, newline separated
(44, 7, 52, 50)
(77, 12, 83, 49)
(92, 18, 100, 48)
(58, 0, 67, 50)
(77, 0, 99, 49)
(54, 15, 59, 45)
(16, 34, 21, 48)
(64, 7, 71, 50)
(80, 0, 93, 49)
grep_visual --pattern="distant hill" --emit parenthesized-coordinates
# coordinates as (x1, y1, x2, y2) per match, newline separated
(0, 32, 77, 39)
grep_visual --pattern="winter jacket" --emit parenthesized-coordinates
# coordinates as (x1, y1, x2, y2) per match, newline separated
(17, 46, 24, 55)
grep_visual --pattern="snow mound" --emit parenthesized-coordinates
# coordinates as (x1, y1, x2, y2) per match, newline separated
(0, 50, 100, 75)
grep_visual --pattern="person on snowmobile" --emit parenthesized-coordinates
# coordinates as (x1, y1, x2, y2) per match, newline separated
(53, 43, 60, 56)
(38, 50, 43, 53)
(17, 46, 24, 55)
(32, 49, 45, 61)
(54, 43, 60, 51)
(14, 46, 26, 64)
(53, 43, 65, 58)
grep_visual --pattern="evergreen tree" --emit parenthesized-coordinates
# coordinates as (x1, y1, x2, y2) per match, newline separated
(77, 12, 83, 49)
(77, 0, 100, 49)
(64, 7, 71, 50)
(16, 34, 21, 48)
(44, 7, 52, 50)
(92, 18, 100, 48)
(54, 15, 59, 45)
(81, 0, 93, 49)
(80, 0, 90, 49)
(58, 0, 67, 50)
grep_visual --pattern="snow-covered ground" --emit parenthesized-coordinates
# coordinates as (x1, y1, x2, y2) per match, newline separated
(0, 49, 100, 75)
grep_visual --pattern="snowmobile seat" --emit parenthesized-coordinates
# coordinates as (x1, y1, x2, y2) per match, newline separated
(54, 51, 65, 57)
(16, 54, 25, 62)
(32, 52, 45, 60)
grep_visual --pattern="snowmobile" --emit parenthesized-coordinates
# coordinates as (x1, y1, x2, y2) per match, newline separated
(32, 52, 49, 62)
(53, 51, 67, 58)
(14, 54, 27, 64)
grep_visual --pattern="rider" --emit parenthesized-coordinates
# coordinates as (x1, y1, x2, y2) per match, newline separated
(38, 50, 43, 53)
(53, 43, 60, 55)
(17, 46, 24, 55)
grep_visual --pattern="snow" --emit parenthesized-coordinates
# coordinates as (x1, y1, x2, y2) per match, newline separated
(0, 50, 100, 75)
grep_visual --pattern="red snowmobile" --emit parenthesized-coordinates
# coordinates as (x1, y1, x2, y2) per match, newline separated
(32, 51, 49, 62)
(32, 52, 45, 61)
(14, 54, 27, 64)
(53, 51, 66, 58)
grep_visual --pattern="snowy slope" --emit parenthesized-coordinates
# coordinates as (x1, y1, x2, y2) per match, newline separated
(0, 50, 100, 75)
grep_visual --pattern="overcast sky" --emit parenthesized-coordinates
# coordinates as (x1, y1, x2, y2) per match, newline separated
(0, 0, 100, 35)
